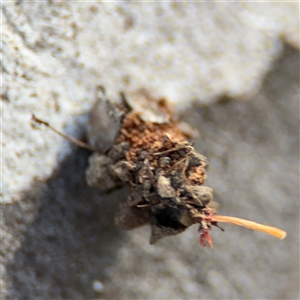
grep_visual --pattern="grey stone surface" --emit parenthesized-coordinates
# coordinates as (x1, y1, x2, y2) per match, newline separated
(2, 2, 299, 204)
(2, 44, 299, 300)
(1, 2, 299, 299)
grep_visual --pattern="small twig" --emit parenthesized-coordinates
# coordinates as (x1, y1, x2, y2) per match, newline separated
(31, 114, 95, 152)
(173, 157, 187, 167)
(136, 203, 151, 208)
(210, 215, 286, 240)
(153, 144, 193, 156)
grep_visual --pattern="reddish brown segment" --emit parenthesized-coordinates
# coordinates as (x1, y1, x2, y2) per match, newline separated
(116, 112, 186, 163)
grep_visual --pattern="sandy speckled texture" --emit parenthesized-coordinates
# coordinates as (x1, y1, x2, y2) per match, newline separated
(2, 2, 299, 203)
(1, 2, 299, 299)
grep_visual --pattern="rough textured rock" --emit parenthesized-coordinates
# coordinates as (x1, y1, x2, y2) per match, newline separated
(2, 2, 299, 204)
(1, 2, 299, 300)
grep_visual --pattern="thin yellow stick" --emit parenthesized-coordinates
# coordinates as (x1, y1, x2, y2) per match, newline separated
(211, 215, 286, 240)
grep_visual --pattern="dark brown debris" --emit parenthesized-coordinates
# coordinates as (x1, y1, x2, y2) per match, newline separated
(85, 92, 214, 244)
(32, 88, 287, 247)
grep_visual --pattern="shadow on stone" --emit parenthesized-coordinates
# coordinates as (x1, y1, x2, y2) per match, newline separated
(5, 140, 127, 299)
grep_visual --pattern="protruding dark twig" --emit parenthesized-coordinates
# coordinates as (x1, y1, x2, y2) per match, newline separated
(31, 114, 95, 152)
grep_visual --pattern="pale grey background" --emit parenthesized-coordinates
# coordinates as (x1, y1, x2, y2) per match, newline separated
(2, 2, 299, 299)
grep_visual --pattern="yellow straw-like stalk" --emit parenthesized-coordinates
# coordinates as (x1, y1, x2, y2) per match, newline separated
(211, 215, 286, 240)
